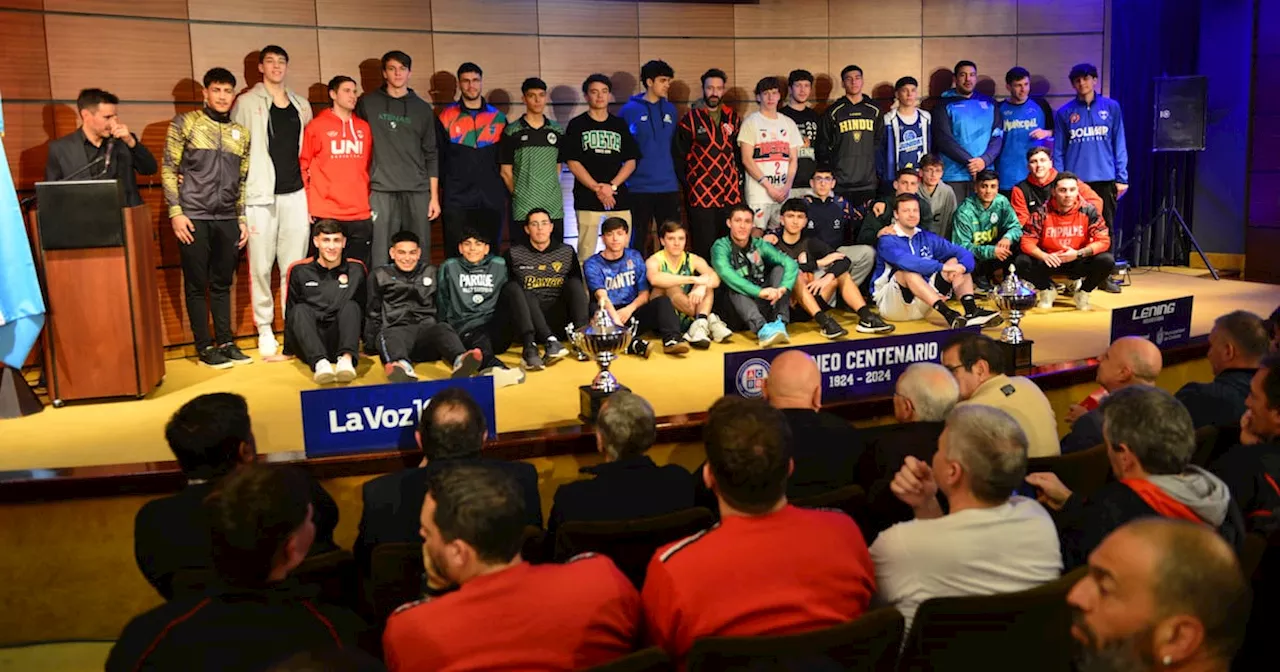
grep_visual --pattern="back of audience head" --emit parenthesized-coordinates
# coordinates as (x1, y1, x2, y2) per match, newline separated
(703, 396, 793, 516)
(1099, 385, 1194, 477)
(936, 405, 1028, 505)
(763, 350, 822, 411)
(942, 333, 1007, 399)
(166, 392, 256, 481)
(206, 464, 315, 587)
(1097, 336, 1163, 392)
(423, 464, 526, 585)
(895, 362, 960, 422)
(1244, 353, 1280, 442)
(1067, 518, 1250, 672)
(1266, 305, 1280, 352)
(1208, 310, 1268, 374)
(596, 391, 657, 461)
(416, 388, 486, 463)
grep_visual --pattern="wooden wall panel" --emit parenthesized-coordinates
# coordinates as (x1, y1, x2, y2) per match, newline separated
(829, 38, 923, 101)
(0, 11, 51, 100)
(1018, 0, 1105, 35)
(638, 2, 733, 38)
(432, 34, 537, 108)
(189, 25, 323, 103)
(317, 29, 434, 97)
(0, 0, 41, 8)
(923, 0, 1017, 36)
(316, 0, 431, 31)
(188, 0, 316, 26)
(45, 0, 187, 19)
(538, 0, 638, 37)
(735, 38, 828, 110)
(432, 0, 536, 35)
(1, 103, 58, 191)
(735, 0, 829, 39)
(539, 37, 641, 105)
(922, 36, 1017, 98)
(638, 38, 734, 110)
(829, 0, 923, 37)
(45, 15, 194, 102)
(1017, 34, 1105, 96)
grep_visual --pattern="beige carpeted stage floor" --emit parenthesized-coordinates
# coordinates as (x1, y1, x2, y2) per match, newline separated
(3, 268, 1276, 472)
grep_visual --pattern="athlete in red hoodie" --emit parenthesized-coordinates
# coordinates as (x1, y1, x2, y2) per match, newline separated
(1010, 146, 1103, 228)
(1015, 171, 1114, 311)
(301, 76, 373, 267)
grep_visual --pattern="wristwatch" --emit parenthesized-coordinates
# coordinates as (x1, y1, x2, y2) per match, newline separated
(609, 183, 618, 193)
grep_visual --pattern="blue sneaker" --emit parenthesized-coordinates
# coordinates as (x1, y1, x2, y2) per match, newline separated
(773, 318, 792, 344)
(758, 321, 784, 347)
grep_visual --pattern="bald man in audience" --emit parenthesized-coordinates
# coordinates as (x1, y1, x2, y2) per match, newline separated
(764, 350, 865, 498)
(1061, 336, 1163, 454)
(873, 405, 1061, 631)
(1067, 519, 1250, 672)
(1177, 311, 1268, 430)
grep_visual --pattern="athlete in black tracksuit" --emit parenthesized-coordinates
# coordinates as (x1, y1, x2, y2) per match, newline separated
(366, 257, 481, 382)
(818, 93, 884, 207)
(505, 240, 588, 353)
(283, 256, 366, 369)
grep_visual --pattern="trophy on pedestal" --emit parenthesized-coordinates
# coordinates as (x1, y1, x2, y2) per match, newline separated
(572, 309, 634, 420)
(993, 266, 1037, 372)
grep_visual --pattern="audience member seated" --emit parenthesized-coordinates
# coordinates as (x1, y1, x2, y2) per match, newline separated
(1067, 519, 1250, 672)
(943, 332, 1060, 457)
(1015, 171, 1114, 311)
(710, 203, 800, 347)
(1268, 305, 1280, 352)
(872, 405, 1061, 631)
(1027, 385, 1245, 570)
(1061, 336, 1163, 454)
(766, 350, 866, 498)
(355, 387, 541, 573)
(547, 391, 694, 545)
(382, 464, 640, 671)
(870, 194, 1001, 329)
(134, 393, 338, 599)
(110, 465, 366, 671)
(1176, 310, 1267, 430)
(642, 396, 875, 665)
(1210, 354, 1280, 533)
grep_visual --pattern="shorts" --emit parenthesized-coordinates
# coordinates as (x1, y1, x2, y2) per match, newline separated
(872, 269, 952, 322)
(749, 201, 781, 230)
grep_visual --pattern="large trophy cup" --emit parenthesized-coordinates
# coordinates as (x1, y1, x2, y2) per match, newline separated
(993, 266, 1037, 372)
(572, 309, 634, 421)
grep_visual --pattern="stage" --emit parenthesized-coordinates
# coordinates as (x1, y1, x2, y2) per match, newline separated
(3, 268, 1276, 472)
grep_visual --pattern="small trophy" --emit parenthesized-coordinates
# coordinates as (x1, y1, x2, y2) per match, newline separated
(993, 266, 1037, 371)
(572, 309, 634, 420)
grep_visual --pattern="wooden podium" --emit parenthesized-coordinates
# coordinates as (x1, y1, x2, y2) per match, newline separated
(31, 180, 164, 406)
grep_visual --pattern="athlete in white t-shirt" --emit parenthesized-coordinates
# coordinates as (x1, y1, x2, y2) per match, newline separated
(739, 76, 802, 232)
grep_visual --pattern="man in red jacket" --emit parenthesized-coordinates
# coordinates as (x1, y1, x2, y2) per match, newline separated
(1015, 171, 1114, 311)
(301, 76, 373, 268)
(1010, 146, 1102, 228)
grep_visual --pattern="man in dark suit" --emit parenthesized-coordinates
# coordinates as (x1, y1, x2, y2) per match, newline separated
(133, 393, 339, 599)
(547, 391, 693, 547)
(45, 88, 157, 206)
(355, 386, 542, 573)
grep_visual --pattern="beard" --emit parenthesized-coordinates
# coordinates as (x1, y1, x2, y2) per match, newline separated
(1072, 611, 1157, 672)
(705, 95, 721, 108)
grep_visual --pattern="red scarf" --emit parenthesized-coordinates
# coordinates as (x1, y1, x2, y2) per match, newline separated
(1121, 479, 1207, 524)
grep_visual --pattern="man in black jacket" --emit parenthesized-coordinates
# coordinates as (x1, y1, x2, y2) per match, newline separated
(547, 391, 693, 551)
(355, 387, 541, 575)
(133, 393, 339, 600)
(766, 350, 865, 498)
(283, 220, 367, 385)
(1210, 355, 1280, 533)
(1027, 385, 1245, 570)
(112, 465, 364, 671)
(1177, 310, 1267, 429)
(45, 88, 157, 206)
(367, 230, 483, 383)
(503, 208, 586, 362)
(1060, 336, 1162, 454)
(817, 65, 883, 208)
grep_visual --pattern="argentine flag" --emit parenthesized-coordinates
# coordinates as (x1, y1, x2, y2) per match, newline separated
(0, 93, 46, 369)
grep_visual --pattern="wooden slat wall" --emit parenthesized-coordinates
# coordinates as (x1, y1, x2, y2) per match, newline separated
(0, 0, 1107, 349)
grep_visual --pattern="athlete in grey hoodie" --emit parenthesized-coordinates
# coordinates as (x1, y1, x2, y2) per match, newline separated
(355, 50, 440, 262)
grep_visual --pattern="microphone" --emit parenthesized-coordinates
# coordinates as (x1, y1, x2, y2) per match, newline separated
(102, 137, 115, 174)
(21, 155, 107, 210)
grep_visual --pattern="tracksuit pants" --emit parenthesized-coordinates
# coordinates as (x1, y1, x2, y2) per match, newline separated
(287, 301, 361, 367)
(686, 206, 726, 262)
(1014, 252, 1117, 292)
(517, 278, 589, 342)
(1088, 181, 1119, 247)
(246, 189, 310, 329)
(179, 218, 240, 351)
(378, 322, 466, 365)
(720, 265, 790, 333)
(458, 281, 535, 363)
(371, 190, 432, 263)
(629, 191, 681, 255)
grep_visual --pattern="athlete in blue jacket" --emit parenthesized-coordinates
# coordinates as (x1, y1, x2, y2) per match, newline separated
(871, 194, 1001, 330)
(932, 60, 1003, 203)
(1053, 63, 1127, 293)
(996, 67, 1054, 191)
(620, 60, 680, 254)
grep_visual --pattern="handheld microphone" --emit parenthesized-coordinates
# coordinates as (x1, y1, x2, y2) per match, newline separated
(102, 137, 116, 174)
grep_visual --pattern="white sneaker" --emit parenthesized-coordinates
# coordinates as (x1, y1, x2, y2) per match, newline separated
(335, 355, 357, 383)
(313, 359, 336, 385)
(258, 327, 279, 357)
(684, 318, 712, 348)
(707, 313, 733, 342)
(485, 366, 526, 388)
(1036, 289, 1057, 310)
(1074, 291, 1091, 311)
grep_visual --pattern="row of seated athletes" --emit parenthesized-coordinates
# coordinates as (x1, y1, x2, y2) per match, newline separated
(114, 378, 1253, 671)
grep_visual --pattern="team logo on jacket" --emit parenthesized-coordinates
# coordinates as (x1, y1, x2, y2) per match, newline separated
(990, 213, 998, 224)
(338, 274, 349, 287)
(1099, 110, 1109, 120)
(423, 277, 432, 286)
(735, 358, 771, 398)
(723, 123, 734, 136)
(547, 132, 557, 144)
(551, 261, 563, 272)
(1070, 113, 1081, 124)
(472, 294, 485, 304)
(663, 113, 672, 124)
(327, 130, 338, 138)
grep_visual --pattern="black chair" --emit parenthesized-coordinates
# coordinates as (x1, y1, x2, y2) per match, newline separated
(585, 647, 673, 672)
(897, 567, 1087, 672)
(171, 549, 356, 608)
(1241, 532, 1268, 580)
(1027, 444, 1111, 499)
(553, 507, 717, 588)
(686, 607, 904, 672)
(1191, 425, 1221, 467)
(792, 484, 872, 533)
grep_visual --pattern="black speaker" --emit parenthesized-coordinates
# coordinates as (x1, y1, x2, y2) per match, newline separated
(1153, 75, 1207, 151)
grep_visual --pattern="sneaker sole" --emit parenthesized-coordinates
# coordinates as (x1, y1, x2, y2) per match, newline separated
(314, 372, 337, 385)
(524, 359, 546, 371)
(335, 369, 357, 383)
(760, 332, 784, 347)
(686, 337, 712, 350)
(545, 349, 570, 361)
(388, 368, 416, 384)
(821, 327, 849, 339)
(856, 323, 895, 334)
(200, 360, 234, 370)
(451, 354, 483, 379)
(664, 342, 691, 355)
(965, 313, 1003, 328)
(227, 357, 254, 366)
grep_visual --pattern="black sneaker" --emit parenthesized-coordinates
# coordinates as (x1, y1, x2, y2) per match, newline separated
(628, 337, 651, 359)
(662, 338, 690, 355)
(544, 338, 568, 362)
(522, 344, 546, 371)
(815, 312, 849, 339)
(939, 307, 968, 329)
(856, 312, 895, 334)
(964, 307, 1004, 329)
(199, 346, 233, 370)
(450, 349, 483, 378)
(218, 343, 253, 366)
(1102, 278, 1122, 294)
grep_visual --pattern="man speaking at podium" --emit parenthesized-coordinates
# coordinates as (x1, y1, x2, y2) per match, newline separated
(45, 88, 156, 207)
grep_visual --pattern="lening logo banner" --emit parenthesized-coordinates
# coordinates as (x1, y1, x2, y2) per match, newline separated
(1109, 296, 1193, 347)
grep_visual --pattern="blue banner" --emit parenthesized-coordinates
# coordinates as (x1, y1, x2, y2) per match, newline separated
(1109, 296, 1193, 347)
(301, 376, 497, 457)
(0, 93, 48, 369)
(724, 328, 976, 401)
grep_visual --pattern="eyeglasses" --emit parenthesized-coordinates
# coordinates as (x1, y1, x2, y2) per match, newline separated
(944, 363, 965, 373)
(813, 176, 835, 183)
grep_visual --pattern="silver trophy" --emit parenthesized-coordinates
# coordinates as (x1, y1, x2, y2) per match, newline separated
(993, 266, 1038, 369)
(573, 310, 634, 418)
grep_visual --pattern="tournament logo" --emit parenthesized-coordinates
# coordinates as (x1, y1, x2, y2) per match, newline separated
(735, 358, 771, 398)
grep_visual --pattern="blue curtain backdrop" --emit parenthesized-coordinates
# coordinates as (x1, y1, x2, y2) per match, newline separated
(1109, 0, 1202, 265)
